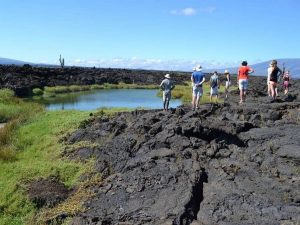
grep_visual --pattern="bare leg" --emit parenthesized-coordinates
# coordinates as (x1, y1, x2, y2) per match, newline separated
(270, 83, 276, 99)
(192, 95, 196, 110)
(196, 95, 200, 109)
(268, 83, 271, 96)
(239, 90, 243, 103)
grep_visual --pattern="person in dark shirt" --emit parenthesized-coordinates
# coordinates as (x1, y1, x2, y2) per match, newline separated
(269, 60, 282, 100)
(224, 70, 231, 99)
(210, 71, 220, 103)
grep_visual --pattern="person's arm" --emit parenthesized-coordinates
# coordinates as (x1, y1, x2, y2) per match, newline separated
(249, 67, 254, 74)
(191, 74, 194, 86)
(160, 80, 164, 90)
(200, 77, 205, 85)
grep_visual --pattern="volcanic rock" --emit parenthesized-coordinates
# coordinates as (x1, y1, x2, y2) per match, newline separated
(62, 77, 300, 225)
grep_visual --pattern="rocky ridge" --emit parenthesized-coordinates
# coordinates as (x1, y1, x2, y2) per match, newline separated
(0, 65, 190, 96)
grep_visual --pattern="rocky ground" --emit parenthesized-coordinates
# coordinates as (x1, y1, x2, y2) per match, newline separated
(28, 77, 300, 225)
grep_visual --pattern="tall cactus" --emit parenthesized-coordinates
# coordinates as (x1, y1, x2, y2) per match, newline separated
(59, 54, 65, 69)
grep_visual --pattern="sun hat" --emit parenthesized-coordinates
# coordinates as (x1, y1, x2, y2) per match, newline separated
(195, 65, 202, 71)
(224, 70, 229, 74)
(165, 74, 171, 78)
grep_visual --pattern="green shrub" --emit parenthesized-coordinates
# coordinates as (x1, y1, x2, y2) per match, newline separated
(0, 88, 14, 100)
(91, 84, 103, 90)
(32, 88, 43, 96)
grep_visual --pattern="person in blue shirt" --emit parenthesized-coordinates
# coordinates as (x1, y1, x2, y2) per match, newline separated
(191, 65, 205, 110)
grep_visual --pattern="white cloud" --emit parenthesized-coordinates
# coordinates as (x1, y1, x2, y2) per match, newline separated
(182, 8, 197, 16)
(69, 57, 238, 72)
(170, 7, 197, 16)
(171, 6, 215, 16)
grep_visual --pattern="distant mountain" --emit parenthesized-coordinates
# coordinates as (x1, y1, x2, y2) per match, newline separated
(0, 57, 60, 68)
(0, 57, 30, 65)
(212, 58, 300, 78)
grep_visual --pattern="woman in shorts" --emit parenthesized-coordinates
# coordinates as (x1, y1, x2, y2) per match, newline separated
(269, 60, 282, 99)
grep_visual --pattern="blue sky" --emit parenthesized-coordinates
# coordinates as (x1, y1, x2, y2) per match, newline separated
(0, 0, 299, 71)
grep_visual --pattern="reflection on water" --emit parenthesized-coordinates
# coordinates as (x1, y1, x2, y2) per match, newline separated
(27, 89, 182, 111)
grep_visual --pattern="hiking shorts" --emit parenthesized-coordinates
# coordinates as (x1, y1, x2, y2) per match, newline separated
(210, 87, 218, 96)
(225, 81, 231, 88)
(283, 81, 289, 88)
(163, 91, 171, 102)
(192, 86, 203, 97)
(239, 79, 248, 91)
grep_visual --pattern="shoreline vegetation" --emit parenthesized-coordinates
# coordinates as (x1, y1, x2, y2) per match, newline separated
(33, 83, 160, 97)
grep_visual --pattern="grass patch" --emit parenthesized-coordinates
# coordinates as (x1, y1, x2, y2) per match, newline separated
(0, 110, 92, 224)
(43, 82, 159, 95)
(0, 88, 44, 161)
(0, 89, 43, 123)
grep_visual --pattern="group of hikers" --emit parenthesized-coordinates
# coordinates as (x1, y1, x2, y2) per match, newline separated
(159, 60, 291, 111)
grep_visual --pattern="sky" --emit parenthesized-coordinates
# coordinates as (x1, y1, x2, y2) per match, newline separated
(0, 0, 299, 71)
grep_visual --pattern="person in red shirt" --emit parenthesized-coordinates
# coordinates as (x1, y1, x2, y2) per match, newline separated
(237, 61, 254, 103)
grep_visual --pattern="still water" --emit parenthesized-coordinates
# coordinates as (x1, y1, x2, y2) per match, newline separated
(30, 89, 182, 110)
